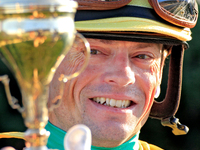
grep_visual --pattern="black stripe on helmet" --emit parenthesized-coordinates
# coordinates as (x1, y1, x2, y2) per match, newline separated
(75, 5, 178, 27)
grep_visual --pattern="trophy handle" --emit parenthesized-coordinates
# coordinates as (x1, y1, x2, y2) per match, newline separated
(61, 32, 90, 82)
(48, 33, 90, 111)
(0, 75, 24, 113)
(48, 80, 64, 112)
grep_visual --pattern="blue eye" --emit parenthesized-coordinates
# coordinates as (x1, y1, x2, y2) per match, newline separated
(90, 49, 100, 55)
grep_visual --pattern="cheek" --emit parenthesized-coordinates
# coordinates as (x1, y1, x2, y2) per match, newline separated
(75, 56, 104, 85)
(48, 50, 86, 106)
(150, 63, 161, 94)
(61, 50, 86, 76)
(136, 62, 161, 124)
(73, 63, 100, 98)
(151, 59, 161, 82)
(146, 60, 161, 90)
(141, 61, 161, 105)
(140, 64, 160, 93)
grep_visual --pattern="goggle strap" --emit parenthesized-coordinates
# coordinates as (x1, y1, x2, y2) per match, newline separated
(150, 45, 184, 119)
(75, 5, 171, 26)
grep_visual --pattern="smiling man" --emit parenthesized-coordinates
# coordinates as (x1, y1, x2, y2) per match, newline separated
(48, 39, 165, 149)
(46, 0, 198, 149)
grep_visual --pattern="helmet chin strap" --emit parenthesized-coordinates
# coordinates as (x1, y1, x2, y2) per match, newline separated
(150, 45, 189, 135)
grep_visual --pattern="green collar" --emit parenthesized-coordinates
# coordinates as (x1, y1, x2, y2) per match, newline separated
(45, 121, 140, 150)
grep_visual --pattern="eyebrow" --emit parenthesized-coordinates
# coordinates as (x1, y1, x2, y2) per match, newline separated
(99, 39, 113, 44)
(134, 43, 156, 49)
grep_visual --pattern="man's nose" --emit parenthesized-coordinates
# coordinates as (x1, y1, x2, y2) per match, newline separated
(103, 54, 135, 86)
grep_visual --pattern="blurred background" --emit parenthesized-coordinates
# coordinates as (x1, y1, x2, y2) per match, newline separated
(0, 5, 200, 150)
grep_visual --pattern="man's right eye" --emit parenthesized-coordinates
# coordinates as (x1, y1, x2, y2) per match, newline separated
(90, 49, 100, 55)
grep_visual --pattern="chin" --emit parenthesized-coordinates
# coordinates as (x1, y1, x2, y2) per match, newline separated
(84, 120, 138, 147)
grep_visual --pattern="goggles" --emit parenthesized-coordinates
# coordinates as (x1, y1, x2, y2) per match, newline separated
(148, 0, 198, 28)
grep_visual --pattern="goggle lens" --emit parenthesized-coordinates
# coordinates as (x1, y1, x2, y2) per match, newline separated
(149, 0, 198, 28)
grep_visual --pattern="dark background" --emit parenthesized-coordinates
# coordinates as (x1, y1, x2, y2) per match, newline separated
(0, 11, 200, 150)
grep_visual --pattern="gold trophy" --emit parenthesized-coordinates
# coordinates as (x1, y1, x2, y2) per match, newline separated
(0, 0, 90, 149)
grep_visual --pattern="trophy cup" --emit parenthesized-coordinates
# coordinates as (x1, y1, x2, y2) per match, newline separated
(0, 0, 90, 149)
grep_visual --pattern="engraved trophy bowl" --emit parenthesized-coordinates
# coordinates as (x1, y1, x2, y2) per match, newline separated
(0, 0, 90, 149)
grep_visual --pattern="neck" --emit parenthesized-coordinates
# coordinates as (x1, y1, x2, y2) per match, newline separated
(45, 121, 140, 150)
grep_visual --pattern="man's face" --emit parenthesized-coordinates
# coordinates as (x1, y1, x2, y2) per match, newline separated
(49, 38, 163, 147)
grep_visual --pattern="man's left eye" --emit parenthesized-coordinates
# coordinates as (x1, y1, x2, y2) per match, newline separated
(135, 54, 150, 59)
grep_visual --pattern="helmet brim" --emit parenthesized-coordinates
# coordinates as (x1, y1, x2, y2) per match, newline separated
(76, 17, 191, 42)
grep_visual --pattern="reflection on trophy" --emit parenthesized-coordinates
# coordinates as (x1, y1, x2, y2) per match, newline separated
(0, 0, 90, 149)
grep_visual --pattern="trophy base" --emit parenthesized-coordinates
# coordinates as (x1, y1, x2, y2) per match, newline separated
(24, 128, 50, 150)
(24, 146, 49, 150)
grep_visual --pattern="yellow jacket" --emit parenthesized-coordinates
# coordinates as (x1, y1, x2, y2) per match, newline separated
(0, 132, 164, 150)
(139, 141, 163, 150)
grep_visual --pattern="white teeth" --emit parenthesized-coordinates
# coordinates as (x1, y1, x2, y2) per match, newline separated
(97, 97, 100, 103)
(92, 97, 131, 108)
(106, 98, 110, 105)
(110, 99, 116, 107)
(125, 101, 131, 107)
(100, 97, 106, 104)
(116, 100, 122, 108)
(122, 100, 126, 108)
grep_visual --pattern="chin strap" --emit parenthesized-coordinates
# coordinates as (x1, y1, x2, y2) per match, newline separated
(161, 117, 189, 135)
(150, 45, 189, 135)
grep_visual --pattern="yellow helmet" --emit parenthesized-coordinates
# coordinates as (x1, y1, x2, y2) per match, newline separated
(75, 0, 198, 42)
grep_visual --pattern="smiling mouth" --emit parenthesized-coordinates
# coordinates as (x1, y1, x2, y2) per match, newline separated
(90, 97, 133, 108)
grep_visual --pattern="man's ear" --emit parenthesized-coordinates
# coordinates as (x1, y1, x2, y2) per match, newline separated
(154, 85, 161, 99)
